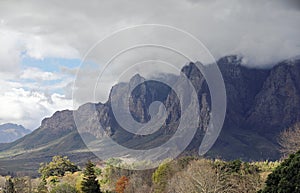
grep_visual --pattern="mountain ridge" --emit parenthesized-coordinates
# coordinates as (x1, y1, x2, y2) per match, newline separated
(1, 55, 300, 176)
(0, 123, 31, 144)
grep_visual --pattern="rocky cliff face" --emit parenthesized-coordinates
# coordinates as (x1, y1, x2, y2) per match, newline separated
(1, 55, 300, 170)
(246, 59, 300, 137)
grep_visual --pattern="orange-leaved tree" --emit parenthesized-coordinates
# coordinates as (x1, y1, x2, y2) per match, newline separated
(115, 176, 129, 193)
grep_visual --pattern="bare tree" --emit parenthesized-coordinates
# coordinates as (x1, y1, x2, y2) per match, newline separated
(278, 122, 300, 157)
(166, 159, 234, 193)
(124, 174, 152, 193)
(227, 172, 262, 193)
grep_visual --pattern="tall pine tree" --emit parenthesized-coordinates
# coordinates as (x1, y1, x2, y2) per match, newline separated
(81, 160, 101, 193)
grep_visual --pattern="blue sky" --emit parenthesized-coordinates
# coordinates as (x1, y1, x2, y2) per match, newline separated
(20, 56, 81, 94)
(21, 56, 81, 72)
(21, 56, 81, 95)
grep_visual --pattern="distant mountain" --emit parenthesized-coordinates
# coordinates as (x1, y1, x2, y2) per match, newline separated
(0, 123, 31, 143)
(1, 55, 300, 176)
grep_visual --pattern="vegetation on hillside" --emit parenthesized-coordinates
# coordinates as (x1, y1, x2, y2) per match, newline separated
(0, 143, 300, 193)
(39, 156, 79, 179)
(259, 150, 300, 193)
(0, 156, 282, 193)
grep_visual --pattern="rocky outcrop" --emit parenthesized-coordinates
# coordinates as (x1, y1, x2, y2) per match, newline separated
(246, 59, 300, 138)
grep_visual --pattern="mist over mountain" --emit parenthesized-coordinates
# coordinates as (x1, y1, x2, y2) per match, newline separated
(0, 123, 31, 143)
(1, 55, 300, 176)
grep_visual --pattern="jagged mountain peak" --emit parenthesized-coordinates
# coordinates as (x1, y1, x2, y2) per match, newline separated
(130, 73, 145, 83)
(181, 62, 201, 77)
(2, 55, 300, 175)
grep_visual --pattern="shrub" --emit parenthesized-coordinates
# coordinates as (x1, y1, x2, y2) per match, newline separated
(50, 183, 78, 193)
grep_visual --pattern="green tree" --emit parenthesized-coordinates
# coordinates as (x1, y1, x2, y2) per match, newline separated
(152, 161, 174, 193)
(3, 177, 16, 193)
(260, 150, 300, 193)
(50, 183, 78, 193)
(39, 156, 79, 179)
(81, 160, 101, 193)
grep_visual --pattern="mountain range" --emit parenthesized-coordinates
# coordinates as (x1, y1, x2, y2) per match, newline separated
(0, 123, 31, 143)
(0, 55, 300, 176)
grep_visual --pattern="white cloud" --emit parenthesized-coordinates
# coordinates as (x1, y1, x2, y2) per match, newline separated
(0, 0, 299, 68)
(0, 88, 72, 130)
(0, 65, 75, 129)
(0, 29, 21, 74)
(0, 0, 299, 128)
(22, 35, 80, 60)
(21, 67, 61, 81)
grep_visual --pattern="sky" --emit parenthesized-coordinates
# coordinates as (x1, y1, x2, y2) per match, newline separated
(0, 0, 299, 130)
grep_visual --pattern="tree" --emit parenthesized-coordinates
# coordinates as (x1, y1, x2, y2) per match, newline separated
(278, 122, 300, 157)
(215, 159, 262, 193)
(115, 176, 129, 193)
(14, 177, 31, 193)
(152, 161, 174, 193)
(3, 177, 16, 193)
(124, 174, 151, 193)
(37, 178, 48, 193)
(167, 159, 233, 193)
(50, 183, 78, 193)
(60, 171, 82, 192)
(39, 156, 79, 179)
(260, 150, 300, 193)
(81, 160, 101, 193)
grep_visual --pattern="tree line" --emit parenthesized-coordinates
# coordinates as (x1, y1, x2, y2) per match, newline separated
(0, 122, 300, 193)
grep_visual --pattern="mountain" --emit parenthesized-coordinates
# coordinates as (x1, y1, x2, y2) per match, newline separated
(1, 55, 300, 176)
(0, 123, 31, 143)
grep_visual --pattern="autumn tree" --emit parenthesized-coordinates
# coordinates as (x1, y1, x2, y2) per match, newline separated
(81, 160, 101, 193)
(278, 122, 300, 157)
(115, 176, 129, 193)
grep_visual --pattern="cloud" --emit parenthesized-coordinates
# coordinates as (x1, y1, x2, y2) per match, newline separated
(0, 0, 299, 67)
(0, 28, 21, 74)
(0, 0, 299, 128)
(21, 67, 61, 81)
(0, 88, 72, 130)
(0, 64, 75, 129)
